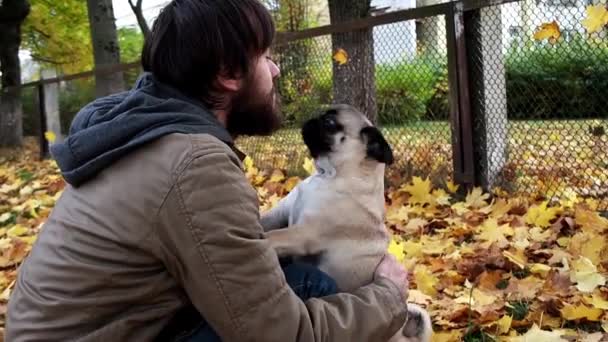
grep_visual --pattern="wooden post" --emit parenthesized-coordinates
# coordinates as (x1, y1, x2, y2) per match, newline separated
(37, 83, 49, 160)
(446, 2, 475, 189)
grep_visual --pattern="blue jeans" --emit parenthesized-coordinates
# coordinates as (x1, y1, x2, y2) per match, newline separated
(164, 260, 338, 342)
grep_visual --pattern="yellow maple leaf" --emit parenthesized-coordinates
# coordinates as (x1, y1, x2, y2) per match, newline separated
(302, 157, 315, 175)
(582, 293, 608, 310)
(575, 204, 608, 233)
(525, 201, 560, 228)
(431, 188, 451, 206)
(507, 323, 567, 342)
(402, 239, 424, 258)
(496, 315, 512, 334)
(269, 169, 285, 183)
(490, 198, 512, 219)
(582, 4, 608, 34)
(570, 257, 606, 293)
(431, 330, 462, 342)
(283, 176, 301, 192)
(530, 263, 552, 277)
(446, 180, 459, 194)
(44, 131, 56, 143)
(243, 156, 255, 172)
(401, 177, 432, 205)
(560, 303, 603, 321)
(533, 21, 561, 44)
(568, 232, 604, 265)
(387, 238, 405, 263)
(332, 48, 348, 65)
(464, 187, 490, 209)
(7, 225, 28, 238)
(414, 264, 439, 297)
(477, 217, 513, 248)
(503, 250, 527, 269)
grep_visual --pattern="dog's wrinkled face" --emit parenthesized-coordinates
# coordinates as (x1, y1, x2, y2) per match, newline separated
(301, 104, 394, 170)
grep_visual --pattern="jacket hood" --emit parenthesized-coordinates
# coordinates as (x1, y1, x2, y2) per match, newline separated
(50, 72, 235, 186)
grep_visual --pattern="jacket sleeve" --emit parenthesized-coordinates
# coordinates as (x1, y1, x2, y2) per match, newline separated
(155, 144, 408, 342)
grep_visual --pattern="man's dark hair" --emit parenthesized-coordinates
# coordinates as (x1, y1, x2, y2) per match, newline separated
(141, 0, 275, 109)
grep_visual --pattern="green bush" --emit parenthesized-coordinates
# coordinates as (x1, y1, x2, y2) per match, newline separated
(506, 38, 608, 120)
(376, 56, 445, 124)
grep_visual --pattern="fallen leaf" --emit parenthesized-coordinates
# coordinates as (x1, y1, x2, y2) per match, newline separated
(401, 177, 433, 205)
(570, 257, 606, 293)
(582, 293, 608, 310)
(414, 264, 439, 297)
(464, 187, 490, 209)
(507, 323, 567, 341)
(525, 201, 560, 228)
(560, 303, 603, 321)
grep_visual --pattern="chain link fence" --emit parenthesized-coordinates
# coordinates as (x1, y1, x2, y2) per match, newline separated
(238, 13, 454, 186)
(17, 0, 608, 210)
(466, 0, 608, 210)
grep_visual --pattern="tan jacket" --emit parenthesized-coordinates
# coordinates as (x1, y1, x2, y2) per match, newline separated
(6, 133, 407, 341)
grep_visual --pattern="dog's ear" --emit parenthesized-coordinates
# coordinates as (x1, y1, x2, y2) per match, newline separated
(360, 126, 394, 165)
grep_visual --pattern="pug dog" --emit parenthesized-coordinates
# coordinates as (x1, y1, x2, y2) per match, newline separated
(260, 104, 432, 342)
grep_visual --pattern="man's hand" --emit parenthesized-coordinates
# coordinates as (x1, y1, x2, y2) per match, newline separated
(374, 253, 409, 293)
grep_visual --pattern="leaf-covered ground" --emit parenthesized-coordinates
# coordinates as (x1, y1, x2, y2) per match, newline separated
(1, 138, 607, 341)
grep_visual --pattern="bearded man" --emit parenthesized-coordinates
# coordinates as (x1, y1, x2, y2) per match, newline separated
(6, 0, 409, 341)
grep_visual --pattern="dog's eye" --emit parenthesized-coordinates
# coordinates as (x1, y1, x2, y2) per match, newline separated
(323, 116, 337, 129)
(340, 136, 346, 143)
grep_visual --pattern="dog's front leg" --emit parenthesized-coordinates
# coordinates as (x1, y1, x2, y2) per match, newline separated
(264, 224, 324, 258)
(260, 187, 299, 231)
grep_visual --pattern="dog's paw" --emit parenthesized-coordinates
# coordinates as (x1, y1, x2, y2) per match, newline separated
(400, 303, 433, 342)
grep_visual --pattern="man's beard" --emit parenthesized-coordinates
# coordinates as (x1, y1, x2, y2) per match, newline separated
(226, 78, 282, 138)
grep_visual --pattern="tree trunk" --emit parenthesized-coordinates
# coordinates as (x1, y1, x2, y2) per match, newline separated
(0, 0, 30, 147)
(128, 0, 150, 39)
(328, 0, 377, 123)
(86, 0, 124, 98)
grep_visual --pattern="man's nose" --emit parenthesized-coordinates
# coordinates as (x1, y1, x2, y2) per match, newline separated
(270, 59, 280, 78)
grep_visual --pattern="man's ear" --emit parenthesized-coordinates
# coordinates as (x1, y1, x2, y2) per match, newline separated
(216, 73, 242, 92)
(360, 126, 394, 165)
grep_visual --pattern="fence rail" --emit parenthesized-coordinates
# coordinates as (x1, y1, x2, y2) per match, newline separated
(4, 0, 608, 211)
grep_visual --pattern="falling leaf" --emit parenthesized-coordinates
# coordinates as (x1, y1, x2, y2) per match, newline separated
(332, 48, 348, 65)
(44, 131, 56, 143)
(581, 4, 608, 34)
(533, 21, 561, 44)
(560, 303, 603, 321)
(570, 257, 606, 293)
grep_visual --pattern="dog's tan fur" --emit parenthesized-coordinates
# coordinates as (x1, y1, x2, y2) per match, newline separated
(260, 104, 432, 342)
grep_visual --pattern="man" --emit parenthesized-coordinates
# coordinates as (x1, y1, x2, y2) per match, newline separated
(6, 0, 409, 341)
